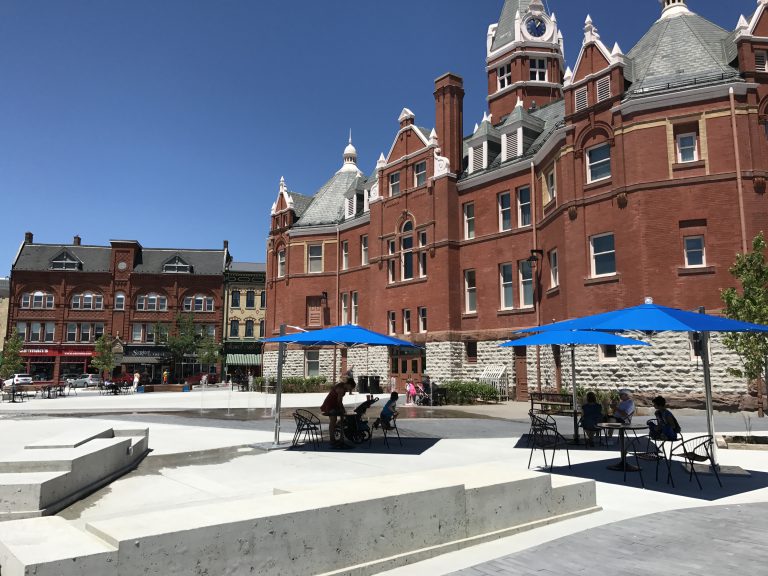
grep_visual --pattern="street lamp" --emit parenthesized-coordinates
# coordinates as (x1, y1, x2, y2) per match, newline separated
(272, 323, 308, 448)
(527, 249, 544, 267)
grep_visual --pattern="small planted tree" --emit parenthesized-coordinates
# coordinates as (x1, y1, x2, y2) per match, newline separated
(91, 334, 117, 382)
(196, 335, 220, 372)
(721, 232, 768, 416)
(166, 314, 197, 382)
(0, 330, 24, 380)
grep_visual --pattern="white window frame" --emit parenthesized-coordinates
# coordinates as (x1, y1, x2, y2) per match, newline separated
(388, 240, 396, 284)
(44, 322, 55, 342)
(115, 292, 125, 311)
(131, 324, 142, 343)
(341, 241, 349, 271)
(517, 186, 531, 228)
(676, 132, 698, 163)
(403, 309, 411, 334)
(361, 235, 368, 266)
(340, 293, 349, 325)
(351, 292, 358, 325)
(388, 311, 396, 335)
(499, 192, 512, 231)
(418, 307, 427, 333)
(590, 233, 616, 278)
(418, 231, 427, 278)
(519, 260, 533, 308)
(586, 143, 611, 183)
(414, 161, 427, 187)
(389, 172, 400, 196)
(464, 270, 477, 314)
(500, 263, 514, 310)
(529, 58, 546, 82)
(498, 62, 512, 90)
(546, 169, 556, 203)
(67, 323, 77, 343)
(464, 202, 475, 239)
(401, 222, 414, 281)
(684, 235, 706, 268)
(277, 249, 286, 278)
(598, 344, 618, 363)
(549, 249, 559, 288)
(308, 244, 323, 274)
(305, 350, 320, 377)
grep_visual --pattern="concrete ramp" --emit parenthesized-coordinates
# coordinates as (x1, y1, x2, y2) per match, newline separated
(0, 461, 598, 576)
(0, 428, 149, 520)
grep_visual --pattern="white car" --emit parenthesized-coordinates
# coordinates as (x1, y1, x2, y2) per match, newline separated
(67, 374, 103, 388)
(5, 374, 32, 386)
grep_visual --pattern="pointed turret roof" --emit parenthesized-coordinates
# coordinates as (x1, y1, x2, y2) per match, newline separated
(491, 0, 527, 52)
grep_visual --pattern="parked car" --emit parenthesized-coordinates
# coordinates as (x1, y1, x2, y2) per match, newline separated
(4, 374, 33, 387)
(67, 374, 103, 388)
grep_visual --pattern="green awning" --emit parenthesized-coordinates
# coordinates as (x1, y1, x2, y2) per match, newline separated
(226, 354, 262, 366)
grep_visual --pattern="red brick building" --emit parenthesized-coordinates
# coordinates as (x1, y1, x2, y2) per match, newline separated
(7, 233, 229, 384)
(265, 0, 768, 398)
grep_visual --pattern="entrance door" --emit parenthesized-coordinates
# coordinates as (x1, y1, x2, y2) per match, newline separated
(389, 347, 426, 391)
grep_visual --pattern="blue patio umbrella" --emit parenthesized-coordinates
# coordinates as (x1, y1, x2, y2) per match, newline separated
(513, 300, 768, 463)
(501, 331, 650, 442)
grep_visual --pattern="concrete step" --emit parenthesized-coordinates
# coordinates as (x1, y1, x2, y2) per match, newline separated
(0, 472, 68, 517)
(24, 427, 114, 450)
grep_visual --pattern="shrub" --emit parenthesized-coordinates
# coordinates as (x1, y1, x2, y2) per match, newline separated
(442, 380, 499, 405)
(253, 376, 328, 393)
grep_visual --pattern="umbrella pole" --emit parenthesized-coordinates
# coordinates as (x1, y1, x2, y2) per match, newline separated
(700, 330, 718, 467)
(272, 324, 286, 448)
(571, 345, 579, 444)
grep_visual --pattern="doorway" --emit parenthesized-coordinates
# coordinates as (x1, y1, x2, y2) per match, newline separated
(389, 346, 426, 391)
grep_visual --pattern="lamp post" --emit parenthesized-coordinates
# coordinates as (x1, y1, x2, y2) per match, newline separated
(271, 324, 308, 449)
(527, 249, 544, 392)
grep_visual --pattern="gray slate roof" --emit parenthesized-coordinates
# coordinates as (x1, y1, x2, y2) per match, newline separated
(230, 262, 266, 273)
(626, 13, 738, 93)
(13, 244, 226, 275)
(0, 277, 9, 298)
(287, 191, 313, 219)
(295, 170, 362, 227)
(491, 0, 526, 52)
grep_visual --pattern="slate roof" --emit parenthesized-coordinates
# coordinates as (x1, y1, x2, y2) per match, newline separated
(294, 170, 362, 227)
(13, 243, 227, 275)
(287, 191, 313, 219)
(491, 0, 526, 52)
(229, 262, 266, 273)
(626, 12, 739, 94)
(0, 277, 9, 298)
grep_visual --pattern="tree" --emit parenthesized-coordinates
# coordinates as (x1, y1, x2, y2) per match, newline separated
(91, 334, 117, 380)
(721, 232, 768, 415)
(197, 335, 220, 368)
(0, 330, 24, 380)
(165, 313, 197, 381)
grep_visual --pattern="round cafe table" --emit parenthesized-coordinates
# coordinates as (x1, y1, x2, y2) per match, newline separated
(596, 421, 648, 472)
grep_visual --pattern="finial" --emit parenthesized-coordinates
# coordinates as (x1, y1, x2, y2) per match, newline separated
(348, 129, 352, 145)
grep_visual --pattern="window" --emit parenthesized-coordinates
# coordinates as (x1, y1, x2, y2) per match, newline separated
(130, 324, 142, 343)
(465, 270, 477, 313)
(598, 344, 618, 362)
(401, 222, 414, 280)
(361, 235, 369, 265)
(229, 320, 239, 338)
(587, 143, 611, 183)
(138, 294, 168, 311)
(500, 263, 514, 310)
(351, 292, 358, 325)
(529, 58, 546, 82)
(519, 260, 533, 308)
(45, 322, 55, 342)
(596, 76, 611, 102)
(246, 290, 255, 308)
(418, 307, 427, 332)
(341, 241, 349, 270)
(498, 62, 512, 90)
(67, 323, 78, 342)
(144, 323, 155, 343)
(684, 236, 705, 268)
(414, 161, 427, 187)
(29, 322, 41, 342)
(575, 86, 589, 112)
(277, 249, 286, 278)
(340, 293, 349, 325)
(464, 203, 475, 239)
(80, 323, 91, 342)
(517, 187, 531, 227)
(388, 311, 396, 335)
(389, 172, 400, 196)
(22, 291, 54, 309)
(183, 295, 213, 312)
(245, 320, 254, 338)
(115, 292, 125, 311)
(388, 240, 396, 284)
(549, 250, 559, 288)
(16, 322, 27, 341)
(308, 244, 323, 273)
(21, 294, 30, 308)
(418, 231, 427, 277)
(591, 233, 616, 277)
(305, 350, 320, 377)
(466, 341, 478, 363)
(403, 309, 411, 334)
(756, 50, 767, 73)
(676, 133, 698, 163)
(163, 256, 190, 273)
(94, 323, 104, 341)
(499, 192, 512, 231)
(50, 253, 79, 270)
(231, 290, 241, 308)
(546, 169, 556, 203)
(259, 291, 266, 309)
(259, 320, 265, 338)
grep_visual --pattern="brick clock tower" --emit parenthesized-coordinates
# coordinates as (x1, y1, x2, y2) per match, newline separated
(486, 0, 564, 120)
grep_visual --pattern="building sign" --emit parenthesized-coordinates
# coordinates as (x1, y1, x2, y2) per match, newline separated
(21, 347, 51, 356)
(124, 345, 169, 359)
(224, 341, 262, 354)
(21, 347, 94, 357)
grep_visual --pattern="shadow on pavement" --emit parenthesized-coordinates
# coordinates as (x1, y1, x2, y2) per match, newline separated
(288, 436, 440, 455)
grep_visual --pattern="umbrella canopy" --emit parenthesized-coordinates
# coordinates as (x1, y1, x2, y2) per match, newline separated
(263, 324, 419, 348)
(501, 331, 650, 348)
(515, 303, 768, 334)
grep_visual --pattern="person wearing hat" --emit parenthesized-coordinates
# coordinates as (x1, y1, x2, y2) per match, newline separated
(606, 389, 635, 440)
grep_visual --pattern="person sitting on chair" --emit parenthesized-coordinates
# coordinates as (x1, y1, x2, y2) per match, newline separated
(376, 391, 399, 430)
(647, 395, 681, 441)
(580, 391, 604, 447)
(321, 381, 354, 449)
(606, 388, 635, 440)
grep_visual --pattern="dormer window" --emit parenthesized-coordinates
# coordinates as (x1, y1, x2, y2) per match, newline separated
(163, 256, 190, 273)
(529, 59, 546, 82)
(50, 252, 80, 271)
(498, 63, 512, 90)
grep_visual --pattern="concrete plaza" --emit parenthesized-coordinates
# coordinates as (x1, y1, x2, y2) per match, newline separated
(1, 388, 767, 574)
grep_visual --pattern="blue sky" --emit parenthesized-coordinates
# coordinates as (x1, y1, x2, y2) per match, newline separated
(0, 0, 755, 272)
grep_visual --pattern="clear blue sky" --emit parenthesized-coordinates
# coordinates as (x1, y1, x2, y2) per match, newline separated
(0, 0, 755, 273)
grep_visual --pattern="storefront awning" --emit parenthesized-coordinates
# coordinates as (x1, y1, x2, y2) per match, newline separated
(226, 354, 262, 366)
(122, 357, 163, 364)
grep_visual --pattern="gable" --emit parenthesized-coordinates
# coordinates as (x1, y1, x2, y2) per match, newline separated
(754, 7, 768, 37)
(386, 125, 431, 164)
(574, 44, 612, 82)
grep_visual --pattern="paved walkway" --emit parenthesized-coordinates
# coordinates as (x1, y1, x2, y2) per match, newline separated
(448, 503, 768, 575)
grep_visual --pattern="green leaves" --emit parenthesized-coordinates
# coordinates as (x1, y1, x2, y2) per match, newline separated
(0, 330, 24, 379)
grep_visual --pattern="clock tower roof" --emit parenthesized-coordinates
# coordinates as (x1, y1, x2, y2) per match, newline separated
(490, 1, 527, 52)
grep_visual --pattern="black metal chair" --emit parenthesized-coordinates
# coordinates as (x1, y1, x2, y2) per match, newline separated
(671, 434, 722, 489)
(626, 435, 678, 488)
(291, 409, 323, 449)
(528, 411, 571, 471)
(370, 413, 402, 449)
(578, 417, 607, 448)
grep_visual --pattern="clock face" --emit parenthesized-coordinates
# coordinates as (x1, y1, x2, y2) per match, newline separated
(117, 261, 127, 271)
(526, 16, 547, 38)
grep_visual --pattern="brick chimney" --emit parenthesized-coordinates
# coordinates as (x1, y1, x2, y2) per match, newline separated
(434, 73, 465, 175)
(24, 231, 33, 244)
(223, 240, 229, 251)
(73, 235, 81, 246)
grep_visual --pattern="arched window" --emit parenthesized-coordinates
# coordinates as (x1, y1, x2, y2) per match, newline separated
(71, 291, 104, 310)
(137, 293, 168, 311)
(183, 294, 214, 312)
(401, 221, 414, 281)
(21, 291, 55, 309)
